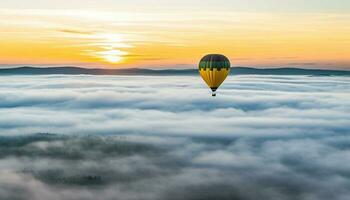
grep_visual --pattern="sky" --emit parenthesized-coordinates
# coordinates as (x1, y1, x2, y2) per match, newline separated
(0, 0, 350, 69)
(0, 75, 349, 199)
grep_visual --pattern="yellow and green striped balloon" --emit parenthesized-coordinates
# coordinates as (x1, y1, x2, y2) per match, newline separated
(199, 54, 231, 96)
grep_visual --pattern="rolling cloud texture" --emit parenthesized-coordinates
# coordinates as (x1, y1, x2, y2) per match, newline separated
(0, 75, 349, 200)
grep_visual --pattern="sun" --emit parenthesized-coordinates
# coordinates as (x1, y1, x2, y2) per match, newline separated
(104, 55, 123, 63)
(97, 49, 128, 64)
(82, 33, 132, 64)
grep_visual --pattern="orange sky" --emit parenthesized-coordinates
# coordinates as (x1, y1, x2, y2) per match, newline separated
(0, 2, 350, 69)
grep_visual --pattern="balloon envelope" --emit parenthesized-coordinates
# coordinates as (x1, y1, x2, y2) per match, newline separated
(199, 54, 231, 96)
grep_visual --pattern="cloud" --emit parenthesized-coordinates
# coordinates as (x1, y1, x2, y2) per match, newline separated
(0, 74, 349, 199)
(1, 132, 350, 200)
(0, 75, 349, 137)
(58, 29, 95, 35)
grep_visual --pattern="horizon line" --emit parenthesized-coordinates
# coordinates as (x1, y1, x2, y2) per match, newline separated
(0, 65, 350, 72)
(1, 65, 350, 71)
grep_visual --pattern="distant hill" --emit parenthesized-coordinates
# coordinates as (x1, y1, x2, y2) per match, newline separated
(0, 66, 349, 76)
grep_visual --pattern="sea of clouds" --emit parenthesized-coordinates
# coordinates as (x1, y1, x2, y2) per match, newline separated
(0, 74, 349, 200)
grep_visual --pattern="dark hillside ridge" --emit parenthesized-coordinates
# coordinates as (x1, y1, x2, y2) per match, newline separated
(0, 66, 349, 76)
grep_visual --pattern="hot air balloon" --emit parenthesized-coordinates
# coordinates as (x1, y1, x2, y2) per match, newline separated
(199, 54, 231, 96)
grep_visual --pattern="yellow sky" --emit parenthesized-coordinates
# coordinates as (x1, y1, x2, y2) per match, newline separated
(0, 7, 350, 69)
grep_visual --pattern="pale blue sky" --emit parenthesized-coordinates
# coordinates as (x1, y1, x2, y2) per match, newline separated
(1, 0, 350, 12)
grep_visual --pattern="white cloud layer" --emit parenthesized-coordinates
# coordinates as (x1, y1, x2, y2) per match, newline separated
(0, 74, 349, 200)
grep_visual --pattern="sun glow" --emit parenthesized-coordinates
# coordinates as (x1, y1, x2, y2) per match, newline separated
(81, 33, 132, 64)
(98, 49, 128, 63)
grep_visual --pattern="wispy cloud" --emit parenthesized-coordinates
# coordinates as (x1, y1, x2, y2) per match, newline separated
(58, 29, 95, 35)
